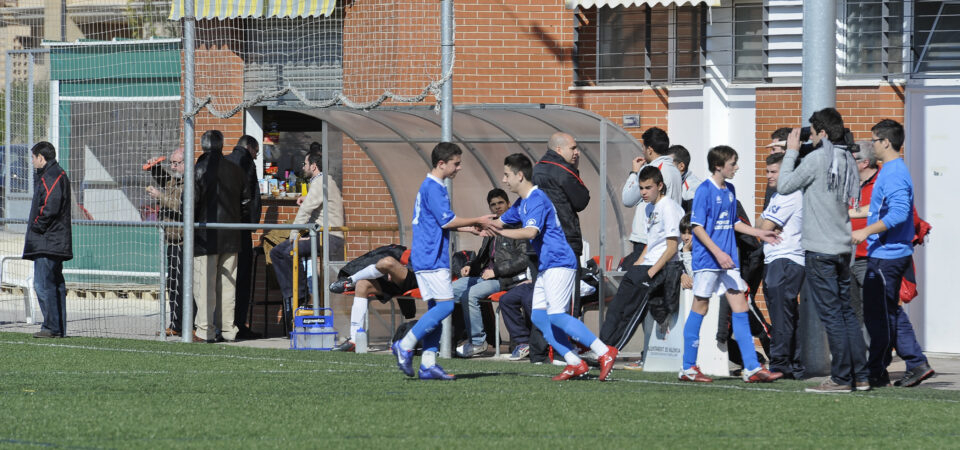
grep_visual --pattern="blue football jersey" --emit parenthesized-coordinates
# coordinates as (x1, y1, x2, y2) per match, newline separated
(500, 187, 577, 272)
(410, 174, 456, 271)
(690, 178, 741, 271)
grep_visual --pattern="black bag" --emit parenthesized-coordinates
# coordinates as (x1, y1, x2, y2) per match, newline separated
(393, 320, 423, 354)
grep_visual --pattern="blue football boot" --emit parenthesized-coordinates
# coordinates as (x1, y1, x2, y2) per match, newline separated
(391, 341, 415, 377)
(418, 365, 455, 380)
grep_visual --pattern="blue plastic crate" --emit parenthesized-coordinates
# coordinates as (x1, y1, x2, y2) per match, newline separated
(290, 307, 338, 351)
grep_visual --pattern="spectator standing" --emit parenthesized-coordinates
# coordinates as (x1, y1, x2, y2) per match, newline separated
(851, 119, 935, 388)
(145, 148, 185, 336)
(601, 166, 684, 352)
(669, 145, 701, 212)
(270, 149, 345, 324)
(226, 135, 262, 339)
(622, 128, 682, 266)
(533, 132, 589, 316)
(193, 130, 249, 343)
(849, 140, 880, 323)
(24, 141, 72, 338)
(763, 127, 793, 209)
(758, 152, 806, 379)
(453, 188, 529, 358)
(778, 108, 869, 393)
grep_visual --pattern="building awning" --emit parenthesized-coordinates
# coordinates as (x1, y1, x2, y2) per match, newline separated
(565, 0, 721, 9)
(168, 0, 335, 20)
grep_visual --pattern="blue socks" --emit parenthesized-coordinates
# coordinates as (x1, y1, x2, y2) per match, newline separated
(404, 299, 454, 353)
(732, 311, 760, 371)
(548, 313, 599, 348)
(682, 311, 704, 370)
(531, 309, 573, 357)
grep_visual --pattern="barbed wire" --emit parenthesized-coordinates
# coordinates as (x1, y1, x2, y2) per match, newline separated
(187, 53, 455, 120)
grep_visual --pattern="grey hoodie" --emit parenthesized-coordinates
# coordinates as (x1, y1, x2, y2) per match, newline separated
(777, 140, 859, 255)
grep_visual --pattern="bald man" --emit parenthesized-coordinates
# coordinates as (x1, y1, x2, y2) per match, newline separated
(533, 132, 590, 317)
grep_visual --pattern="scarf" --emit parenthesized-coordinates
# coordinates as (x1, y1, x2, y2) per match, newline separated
(823, 139, 861, 208)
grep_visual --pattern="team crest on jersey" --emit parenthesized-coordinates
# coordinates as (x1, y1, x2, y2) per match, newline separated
(647, 211, 659, 225)
(526, 218, 537, 227)
(728, 192, 734, 202)
(770, 205, 781, 214)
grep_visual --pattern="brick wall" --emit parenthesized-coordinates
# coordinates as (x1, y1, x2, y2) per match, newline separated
(753, 84, 906, 219)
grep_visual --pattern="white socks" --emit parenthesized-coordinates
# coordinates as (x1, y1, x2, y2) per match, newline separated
(349, 297, 368, 341)
(589, 338, 609, 356)
(563, 351, 583, 366)
(400, 332, 418, 351)
(350, 264, 384, 283)
(421, 351, 437, 368)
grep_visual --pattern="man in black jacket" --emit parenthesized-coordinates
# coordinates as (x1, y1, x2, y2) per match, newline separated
(533, 132, 589, 316)
(193, 130, 250, 343)
(452, 189, 529, 357)
(24, 141, 72, 338)
(225, 135, 261, 339)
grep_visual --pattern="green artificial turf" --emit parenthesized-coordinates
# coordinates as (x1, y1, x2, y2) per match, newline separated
(1, 332, 958, 448)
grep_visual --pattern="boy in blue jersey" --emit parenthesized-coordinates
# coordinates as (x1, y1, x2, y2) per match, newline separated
(392, 142, 496, 380)
(680, 145, 783, 383)
(850, 119, 935, 388)
(491, 153, 618, 381)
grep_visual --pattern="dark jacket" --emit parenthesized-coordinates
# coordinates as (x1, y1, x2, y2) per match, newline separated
(466, 226, 529, 290)
(193, 150, 249, 255)
(532, 149, 590, 256)
(225, 146, 261, 224)
(23, 159, 73, 261)
(148, 165, 183, 244)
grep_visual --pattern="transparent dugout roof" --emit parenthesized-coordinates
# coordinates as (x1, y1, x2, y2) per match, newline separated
(300, 104, 644, 261)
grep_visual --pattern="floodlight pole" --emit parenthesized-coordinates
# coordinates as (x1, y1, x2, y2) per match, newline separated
(798, 0, 835, 375)
(180, 0, 196, 343)
(439, 0, 454, 359)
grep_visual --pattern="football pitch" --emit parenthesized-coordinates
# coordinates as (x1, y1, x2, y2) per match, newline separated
(1, 332, 958, 448)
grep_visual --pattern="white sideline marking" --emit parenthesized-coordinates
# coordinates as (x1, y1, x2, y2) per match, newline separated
(3, 340, 957, 404)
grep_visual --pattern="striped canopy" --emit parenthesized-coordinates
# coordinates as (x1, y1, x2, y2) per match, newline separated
(169, 0, 336, 20)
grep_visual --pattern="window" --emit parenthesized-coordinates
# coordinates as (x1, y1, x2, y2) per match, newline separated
(842, 0, 904, 77)
(574, 4, 706, 85)
(734, 1, 764, 80)
(913, 1, 960, 74)
(243, 16, 343, 105)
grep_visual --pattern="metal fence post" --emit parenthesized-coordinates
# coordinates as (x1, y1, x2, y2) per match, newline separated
(180, 0, 197, 343)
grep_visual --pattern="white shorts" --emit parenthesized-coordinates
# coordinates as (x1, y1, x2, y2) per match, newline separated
(414, 269, 453, 301)
(693, 269, 747, 298)
(532, 267, 576, 315)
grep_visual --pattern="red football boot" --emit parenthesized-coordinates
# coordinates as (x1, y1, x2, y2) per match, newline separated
(552, 360, 589, 381)
(678, 366, 713, 383)
(597, 346, 618, 381)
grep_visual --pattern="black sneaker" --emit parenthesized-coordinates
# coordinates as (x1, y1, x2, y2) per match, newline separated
(895, 363, 935, 387)
(329, 278, 355, 294)
(332, 339, 355, 352)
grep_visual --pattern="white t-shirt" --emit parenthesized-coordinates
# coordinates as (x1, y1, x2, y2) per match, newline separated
(641, 197, 684, 266)
(761, 191, 805, 266)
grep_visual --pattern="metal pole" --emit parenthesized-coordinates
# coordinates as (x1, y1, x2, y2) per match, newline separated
(180, 1, 197, 343)
(320, 120, 329, 314)
(309, 228, 321, 314)
(159, 227, 167, 339)
(597, 120, 607, 327)
(438, 0, 454, 360)
(4, 53, 12, 218)
(27, 54, 34, 151)
(799, 0, 835, 375)
(800, 0, 837, 125)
